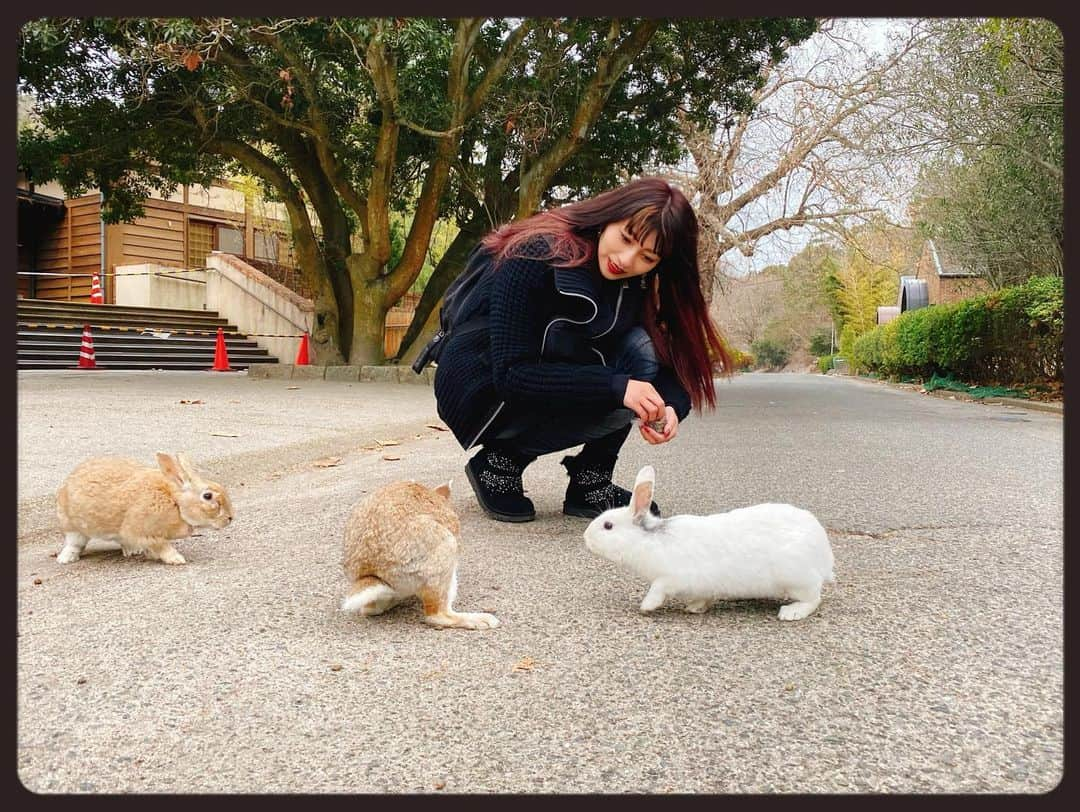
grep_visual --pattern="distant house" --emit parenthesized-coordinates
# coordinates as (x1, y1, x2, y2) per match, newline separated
(877, 239, 991, 325)
(913, 239, 991, 305)
(14, 174, 307, 304)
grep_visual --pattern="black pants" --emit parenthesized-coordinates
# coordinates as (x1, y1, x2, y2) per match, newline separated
(487, 326, 660, 459)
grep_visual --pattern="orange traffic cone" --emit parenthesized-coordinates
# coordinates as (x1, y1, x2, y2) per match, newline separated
(210, 327, 232, 371)
(77, 324, 97, 369)
(90, 272, 104, 304)
(295, 332, 311, 365)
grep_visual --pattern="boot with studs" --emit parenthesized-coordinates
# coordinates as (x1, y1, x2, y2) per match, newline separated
(465, 443, 537, 522)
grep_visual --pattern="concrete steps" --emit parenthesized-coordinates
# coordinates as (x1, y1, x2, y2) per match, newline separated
(17, 299, 277, 370)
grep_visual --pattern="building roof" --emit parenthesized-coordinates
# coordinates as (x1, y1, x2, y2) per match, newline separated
(927, 239, 983, 278)
(16, 187, 65, 209)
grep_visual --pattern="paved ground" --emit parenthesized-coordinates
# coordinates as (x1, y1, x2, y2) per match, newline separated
(16, 370, 1063, 793)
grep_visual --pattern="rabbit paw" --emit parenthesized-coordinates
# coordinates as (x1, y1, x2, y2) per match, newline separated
(778, 599, 820, 621)
(56, 547, 81, 564)
(147, 545, 187, 565)
(425, 611, 499, 630)
(685, 600, 712, 614)
(460, 612, 499, 630)
(640, 582, 666, 613)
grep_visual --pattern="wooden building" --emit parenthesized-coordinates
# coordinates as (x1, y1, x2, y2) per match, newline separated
(16, 177, 303, 304)
(17, 175, 423, 358)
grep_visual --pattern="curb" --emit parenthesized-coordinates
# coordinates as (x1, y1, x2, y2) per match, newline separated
(981, 396, 1063, 415)
(246, 363, 435, 385)
(828, 371, 1063, 415)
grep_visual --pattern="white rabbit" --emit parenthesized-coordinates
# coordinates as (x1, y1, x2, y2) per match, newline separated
(584, 465, 834, 620)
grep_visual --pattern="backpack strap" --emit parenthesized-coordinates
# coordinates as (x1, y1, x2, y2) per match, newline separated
(410, 316, 489, 374)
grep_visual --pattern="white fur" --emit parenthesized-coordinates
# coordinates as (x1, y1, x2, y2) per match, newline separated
(584, 466, 835, 620)
(57, 531, 88, 564)
(341, 582, 401, 616)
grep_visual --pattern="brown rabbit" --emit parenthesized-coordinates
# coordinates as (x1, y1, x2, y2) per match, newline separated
(55, 453, 233, 565)
(341, 478, 498, 630)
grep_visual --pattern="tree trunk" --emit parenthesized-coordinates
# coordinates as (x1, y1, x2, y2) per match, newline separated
(349, 280, 389, 365)
(392, 219, 485, 362)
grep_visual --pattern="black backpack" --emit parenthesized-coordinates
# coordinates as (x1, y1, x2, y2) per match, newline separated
(410, 245, 495, 373)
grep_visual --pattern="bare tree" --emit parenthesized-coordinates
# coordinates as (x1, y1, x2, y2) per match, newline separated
(708, 267, 784, 349)
(659, 20, 929, 303)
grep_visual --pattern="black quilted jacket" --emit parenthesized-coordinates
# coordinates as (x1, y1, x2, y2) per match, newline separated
(433, 236, 692, 450)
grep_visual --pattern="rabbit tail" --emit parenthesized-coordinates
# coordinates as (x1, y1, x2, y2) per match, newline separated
(342, 575, 402, 616)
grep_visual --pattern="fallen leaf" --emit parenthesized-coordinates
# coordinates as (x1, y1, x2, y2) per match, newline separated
(312, 456, 343, 468)
(268, 471, 283, 480)
(512, 656, 537, 673)
(434, 782, 446, 791)
(375, 439, 399, 447)
(784, 683, 795, 692)
(382, 455, 401, 461)
(179, 399, 205, 405)
(76, 677, 87, 685)
(426, 424, 449, 432)
(210, 432, 239, 438)
(32, 578, 42, 585)
(330, 664, 343, 672)
(286, 386, 300, 390)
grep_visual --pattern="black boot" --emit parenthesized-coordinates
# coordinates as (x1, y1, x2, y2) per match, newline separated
(561, 452, 661, 519)
(465, 443, 537, 522)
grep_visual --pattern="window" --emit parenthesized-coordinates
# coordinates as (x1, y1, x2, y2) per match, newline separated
(218, 226, 243, 255)
(188, 220, 245, 268)
(254, 229, 280, 262)
(188, 221, 214, 269)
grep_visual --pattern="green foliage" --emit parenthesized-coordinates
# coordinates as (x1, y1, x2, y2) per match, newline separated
(907, 18, 1063, 287)
(817, 353, 838, 374)
(850, 275, 1062, 385)
(808, 328, 833, 357)
(750, 338, 790, 370)
(17, 16, 816, 360)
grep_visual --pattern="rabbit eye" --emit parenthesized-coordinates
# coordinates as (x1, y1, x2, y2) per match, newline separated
(202, 491, 213, 501)
(603, 521, 613, 530)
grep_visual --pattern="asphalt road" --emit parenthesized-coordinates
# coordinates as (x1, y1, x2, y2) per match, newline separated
(16, 370, 1063, 793)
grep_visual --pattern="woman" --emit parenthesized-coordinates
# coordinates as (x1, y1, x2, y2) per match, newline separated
(432, 176, 732, 522)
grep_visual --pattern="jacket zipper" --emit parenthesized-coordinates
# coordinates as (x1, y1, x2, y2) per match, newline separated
(590, 280, 626, 366)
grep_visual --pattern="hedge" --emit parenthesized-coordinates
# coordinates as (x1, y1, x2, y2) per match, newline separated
(851, 275, 1063, 385)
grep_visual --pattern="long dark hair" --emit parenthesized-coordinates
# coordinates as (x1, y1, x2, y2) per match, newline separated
(480, 177, 733, 411)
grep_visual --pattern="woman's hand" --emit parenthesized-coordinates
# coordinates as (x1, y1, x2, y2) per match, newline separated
(623, 379, 666, 422)
(640, 405, 679, 445)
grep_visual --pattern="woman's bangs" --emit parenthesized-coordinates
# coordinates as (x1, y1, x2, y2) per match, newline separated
(626, 206, 669, 257)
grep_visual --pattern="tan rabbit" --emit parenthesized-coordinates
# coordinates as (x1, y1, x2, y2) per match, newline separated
(341, 478, 498, 630)
(55, 453, 233, 565)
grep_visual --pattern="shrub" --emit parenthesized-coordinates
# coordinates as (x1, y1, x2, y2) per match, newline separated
(808, 328, 833, 356)
(817, 353, 838, 374)
(728, 347, 755, 371)
(844, 275, 1062, 386)
(750, 338, 790, 370)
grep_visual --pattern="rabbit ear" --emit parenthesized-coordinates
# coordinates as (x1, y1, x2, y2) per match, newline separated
(631, 466, 655, 522)
(156, 452, 189, 487)
(435, 480, 452, 499)
(175, 453, 206, 487)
